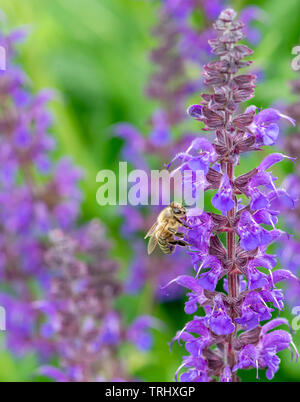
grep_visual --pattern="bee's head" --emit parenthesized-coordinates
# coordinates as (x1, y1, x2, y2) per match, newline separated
(170, 202, 186, 217)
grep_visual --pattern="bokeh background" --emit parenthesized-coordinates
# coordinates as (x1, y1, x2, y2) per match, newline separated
(0, 0, 300, 381)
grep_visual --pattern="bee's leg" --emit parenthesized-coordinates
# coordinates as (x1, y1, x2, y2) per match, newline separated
(175, 231, 185, 238)
(168, 240, 189, 247)
(178, 240, 189, 247)
(168, 229, 186, 238)
(175, 218, 191, 229)
(183, 222, 191, 229)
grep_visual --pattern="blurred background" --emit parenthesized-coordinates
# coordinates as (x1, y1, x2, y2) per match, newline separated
(0, 0, 300, 381)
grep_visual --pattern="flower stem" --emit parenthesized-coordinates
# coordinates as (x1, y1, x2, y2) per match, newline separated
(226, 160, 239, 380)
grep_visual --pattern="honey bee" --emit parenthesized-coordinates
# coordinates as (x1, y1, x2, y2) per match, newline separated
(144, 202, 190, 255)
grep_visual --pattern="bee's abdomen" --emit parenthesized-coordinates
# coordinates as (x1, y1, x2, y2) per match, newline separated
(158, 236, 175, 255)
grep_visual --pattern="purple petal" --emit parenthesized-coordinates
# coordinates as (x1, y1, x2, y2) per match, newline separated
(163, 275, 203, 293)
(262, 123, 279, 146)
(39, 366, 68, 382)
(259, 153, 295, 171)
(187, 104, 203, 120)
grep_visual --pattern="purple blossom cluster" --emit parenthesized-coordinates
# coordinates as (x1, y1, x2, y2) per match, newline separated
(0, 29, 83, 357)
(38, 223, 155, 382)
(163, 9, 299, 382)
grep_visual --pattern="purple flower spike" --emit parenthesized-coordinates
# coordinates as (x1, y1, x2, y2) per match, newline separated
(155, 7, 299, 383)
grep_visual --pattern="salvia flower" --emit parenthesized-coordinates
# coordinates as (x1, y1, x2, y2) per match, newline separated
(212, 174, 235, 215)
(160, 8, 299, 382)
(237, 210, 273, 251)
(234, 320, 298, 380)
(247, 106, 296, 146)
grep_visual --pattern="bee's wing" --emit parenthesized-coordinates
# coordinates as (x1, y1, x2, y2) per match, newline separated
(144, 221, 159, 239)
(146, 222, 168, 255)
(145, 221, 159, 255)
(147, 233, 159, 255)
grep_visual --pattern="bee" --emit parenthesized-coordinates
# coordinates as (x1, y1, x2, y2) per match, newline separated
(144, 202, 190, 255)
